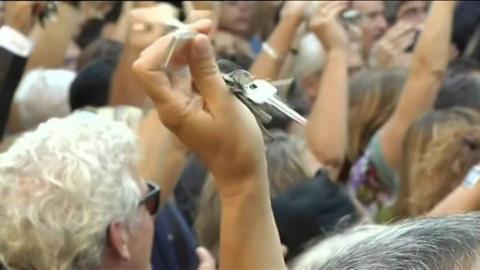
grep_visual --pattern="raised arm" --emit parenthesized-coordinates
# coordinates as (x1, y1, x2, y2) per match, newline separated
(429, 165, 480, 216)
(249, 1, 307, 80)
(305, 1, 349, 179)
(137, 110, 189, 207)
(379, 1, 456, 171)
(109, 4, 178, 107)
(132, 19, 285, 269)
(25, 2, 81, 71)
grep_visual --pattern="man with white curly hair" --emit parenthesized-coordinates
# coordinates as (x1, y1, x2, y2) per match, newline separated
(0, 111, 158, 270)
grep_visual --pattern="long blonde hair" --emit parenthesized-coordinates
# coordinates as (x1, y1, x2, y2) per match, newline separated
(396, 108, 480, 217)
(347, 68, 407, 165)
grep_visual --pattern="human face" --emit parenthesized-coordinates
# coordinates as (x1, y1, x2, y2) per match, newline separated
(124, 181, 157, 270)
(396, 1, 428, 27)
(219, 1, 254, 38)
(353, 1, 388, 56)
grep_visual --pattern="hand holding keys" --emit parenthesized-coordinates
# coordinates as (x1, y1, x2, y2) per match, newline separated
(162, 20, 307, 137)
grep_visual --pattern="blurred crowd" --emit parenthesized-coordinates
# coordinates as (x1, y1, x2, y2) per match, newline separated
(1, 1, 480, 269)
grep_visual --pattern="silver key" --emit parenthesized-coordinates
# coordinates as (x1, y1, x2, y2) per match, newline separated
(245, 79, 307, 126)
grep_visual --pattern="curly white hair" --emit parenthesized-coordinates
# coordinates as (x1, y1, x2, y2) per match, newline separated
(0, 111, 142, 270)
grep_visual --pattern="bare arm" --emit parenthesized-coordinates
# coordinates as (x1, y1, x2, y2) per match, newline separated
(379, 1, 456, 171)
(110, 4, 178, 108)
(133, 19, 285, 269)
(249, 1, 306, 80)
(25, 3, 81, 71)
(306, 1, 349, 179)
(137, 110, 189, 207)
(429, 185, 480, 217)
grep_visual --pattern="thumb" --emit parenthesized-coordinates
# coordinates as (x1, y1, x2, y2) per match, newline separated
(189, 34, 229, 112)
(196, 246, 216, 270)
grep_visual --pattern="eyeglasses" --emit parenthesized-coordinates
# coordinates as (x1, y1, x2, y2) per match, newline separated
(139, 182, 161, 216)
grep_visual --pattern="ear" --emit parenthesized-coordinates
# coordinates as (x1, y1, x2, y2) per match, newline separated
(108, 222, 131, 260)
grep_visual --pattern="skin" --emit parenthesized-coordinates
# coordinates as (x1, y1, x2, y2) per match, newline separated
(306, 1, 349, 180)
(218, 1, 254, 38)
(132, 19, 285, 269)
(396, 1, 428, 26)
(102, 179, 155, 270)
(352, 1, 388, 59)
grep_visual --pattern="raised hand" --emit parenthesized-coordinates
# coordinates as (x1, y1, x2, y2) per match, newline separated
(369, 21, 419, 68)
(4, 1, 46, 35)
(126, 4, 178, 50)
(309, 1, 349, 53)
(132, 19, 266, 193)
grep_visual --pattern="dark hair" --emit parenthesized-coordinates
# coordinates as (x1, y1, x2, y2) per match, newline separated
(435, 72, 480, 112)
(272, 170, 358, 260)
(77, 38, 123, 71)
(69, 55, 119, 111)
(452, 1, 480, 57)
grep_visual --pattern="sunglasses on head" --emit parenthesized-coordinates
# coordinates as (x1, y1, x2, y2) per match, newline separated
(139, 182, 161, 216)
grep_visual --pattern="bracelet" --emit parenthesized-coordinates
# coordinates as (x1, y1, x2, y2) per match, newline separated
(262, 42, 280, 61)
(463, 164, 480, 189)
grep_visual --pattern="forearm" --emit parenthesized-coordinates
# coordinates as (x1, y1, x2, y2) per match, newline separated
(393, 1, 454, 122)
(138, 111, 187, 205)
(306, 50, 348, 173)
(25, 3, 79, 71)
(429, 185, 480, 217)
(249, 15, 302, 80)
(110, 46, 149, 107)
(219, 175, 285, 269)
(380, 1, 455, 170)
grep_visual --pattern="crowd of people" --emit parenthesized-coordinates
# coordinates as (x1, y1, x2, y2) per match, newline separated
(1, 1, 480, 269)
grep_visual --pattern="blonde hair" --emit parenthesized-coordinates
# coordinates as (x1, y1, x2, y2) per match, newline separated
(397, 108, 480, 217)
(347, 68, 407, 164)
(0, 112, 142, 270)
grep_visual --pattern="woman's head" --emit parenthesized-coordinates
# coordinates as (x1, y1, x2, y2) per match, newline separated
(397, 108, 480, 217)
(347, 68, 407, 164)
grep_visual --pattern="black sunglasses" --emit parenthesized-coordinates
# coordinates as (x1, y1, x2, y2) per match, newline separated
(139, 182, 161, 217)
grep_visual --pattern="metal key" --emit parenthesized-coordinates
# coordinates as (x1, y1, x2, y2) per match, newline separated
(245, 79, 307, 126)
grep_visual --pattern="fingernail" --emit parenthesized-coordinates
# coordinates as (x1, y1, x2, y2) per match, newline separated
(193, 34, 211, 57)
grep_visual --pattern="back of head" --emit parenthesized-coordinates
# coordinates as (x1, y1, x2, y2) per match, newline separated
(453, 1, 480, 59)
(69, 55, 119, 111)
(436, 67, 480, 112)
(293, 33, 325, 80)
(76, 38, 123, 71)
(347, 68, 407, 163)
(194, 131, 311, 259)
(0, 112, 141, 269)
(293, 213, 480, 270)
(398, 108, 480, 217)
(14, 69, 76, 131)
(265, 131, 310, 197)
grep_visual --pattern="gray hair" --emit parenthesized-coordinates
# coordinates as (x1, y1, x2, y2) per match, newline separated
(292, 213, 480, 270)
(293, 33, 325, 79)
(0, 111, 142, 270)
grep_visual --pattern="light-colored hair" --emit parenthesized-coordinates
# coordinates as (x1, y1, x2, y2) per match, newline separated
(14, 69, 76, 131)
(292, 213, 480, 269)
(0, 112, 142, 270)
(396, 108, 480, 217)
(195, 131, 311, 260)
(293, 33, 325, 79)
(347, 68, 407, 164)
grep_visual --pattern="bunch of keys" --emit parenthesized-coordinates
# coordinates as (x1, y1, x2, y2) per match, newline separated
(161, 18, 307, 138)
